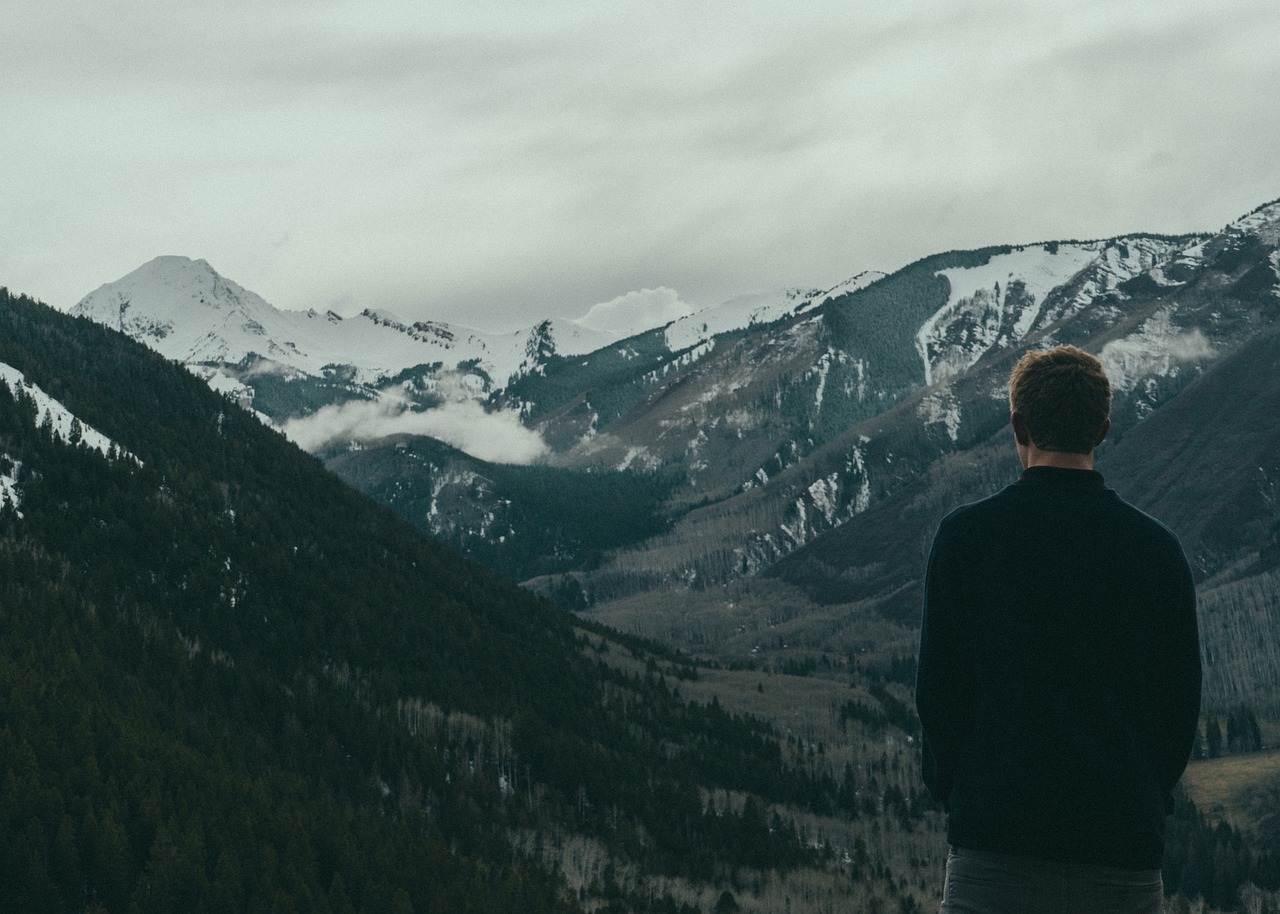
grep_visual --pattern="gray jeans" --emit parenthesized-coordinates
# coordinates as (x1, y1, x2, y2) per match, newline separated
(939, 848, 1164, 914)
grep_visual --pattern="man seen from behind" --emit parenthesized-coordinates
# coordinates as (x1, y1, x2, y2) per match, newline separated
(915, 344, 1202, 914)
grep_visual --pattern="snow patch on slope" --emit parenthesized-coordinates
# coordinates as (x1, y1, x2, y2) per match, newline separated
(811, 351, 834, 415)
(617, 446, 660, 471)
(0, 461, 20, 516)
(918, 386, 962, 442)
(776, 442, 872, 551)
(0, 362, 138, 463)
(1175, 240, 1208, 268)
(1045, 237, 1187, 325)
(915, 239, 1188, 387)
(808, 473, 841, 526)
(917, 245, 1098, 386)
(1226, 199, 1280, 244)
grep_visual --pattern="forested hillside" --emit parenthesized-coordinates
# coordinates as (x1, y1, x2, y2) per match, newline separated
(0, 288, 922, 912)
(320, 434, 678, 582)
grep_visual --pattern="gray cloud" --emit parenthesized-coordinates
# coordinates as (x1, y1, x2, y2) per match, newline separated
(3, 0, 1279, 329)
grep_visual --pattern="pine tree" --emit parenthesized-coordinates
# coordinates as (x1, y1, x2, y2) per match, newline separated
(1206, 718, 1223, 758)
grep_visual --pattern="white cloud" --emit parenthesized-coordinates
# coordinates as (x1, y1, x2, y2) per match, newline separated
(1099, 310, 1216, 392)
(280, 390, 549, 464)
(576, 287, 695, 337)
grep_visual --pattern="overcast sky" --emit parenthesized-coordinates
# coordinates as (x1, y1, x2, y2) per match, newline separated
(5, 0, 1279, 331)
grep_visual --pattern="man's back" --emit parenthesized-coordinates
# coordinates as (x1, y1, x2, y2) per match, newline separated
(916, 465, 1201, 869)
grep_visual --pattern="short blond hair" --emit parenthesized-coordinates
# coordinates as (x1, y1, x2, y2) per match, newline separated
(1008, 345, 1111, 454)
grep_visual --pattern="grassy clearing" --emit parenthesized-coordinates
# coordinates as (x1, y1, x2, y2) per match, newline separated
(1182, 747, 1280, 831)
(680, 667, 856, 724)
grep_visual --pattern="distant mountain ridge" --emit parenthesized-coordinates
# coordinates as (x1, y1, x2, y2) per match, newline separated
(71, 255, 617, 413)
(71, 256, 858, 428)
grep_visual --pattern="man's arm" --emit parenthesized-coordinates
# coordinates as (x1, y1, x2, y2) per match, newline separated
(915, 521, 972, 809)
(1153, 545, 1202, 812)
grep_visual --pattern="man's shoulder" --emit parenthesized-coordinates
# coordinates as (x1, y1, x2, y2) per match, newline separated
(937, 485, 1017, 526)
(934, 477, 1185, 552)
(1107, 494, 1189, 557)
(931, 487, 1016, 546)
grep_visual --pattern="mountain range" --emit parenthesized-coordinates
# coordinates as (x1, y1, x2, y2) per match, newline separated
(68, 200, 1280, 726)
(7, 194, 1280, 910)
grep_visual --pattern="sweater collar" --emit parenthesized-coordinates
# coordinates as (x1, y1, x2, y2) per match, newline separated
(1015, 466, 1106, 488)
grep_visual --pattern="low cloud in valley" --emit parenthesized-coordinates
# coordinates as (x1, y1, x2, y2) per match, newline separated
(281, 390, 549, 465)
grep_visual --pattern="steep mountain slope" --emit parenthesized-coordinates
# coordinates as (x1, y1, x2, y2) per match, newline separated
(318, 433, 677, 582)
(733, 201, 1280, 718)
(1104, 309, 1280, 573)
(519, 236, 1181, 480)
(569, 204, 1280, 601)
(1, 288, 925, 912)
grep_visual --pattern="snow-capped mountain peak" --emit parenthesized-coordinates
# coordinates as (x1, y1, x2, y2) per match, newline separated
(74, 256, 293, 365)
(72, 258, 540, 393)
(70, 256, 902, 464)
(1222, 197, 1280, 243)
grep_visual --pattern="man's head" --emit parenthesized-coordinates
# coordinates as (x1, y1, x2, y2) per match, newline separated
(1008, 345, 1111, 458)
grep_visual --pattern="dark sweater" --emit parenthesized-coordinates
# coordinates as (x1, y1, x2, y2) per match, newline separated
(915, 466, 1201, 870)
